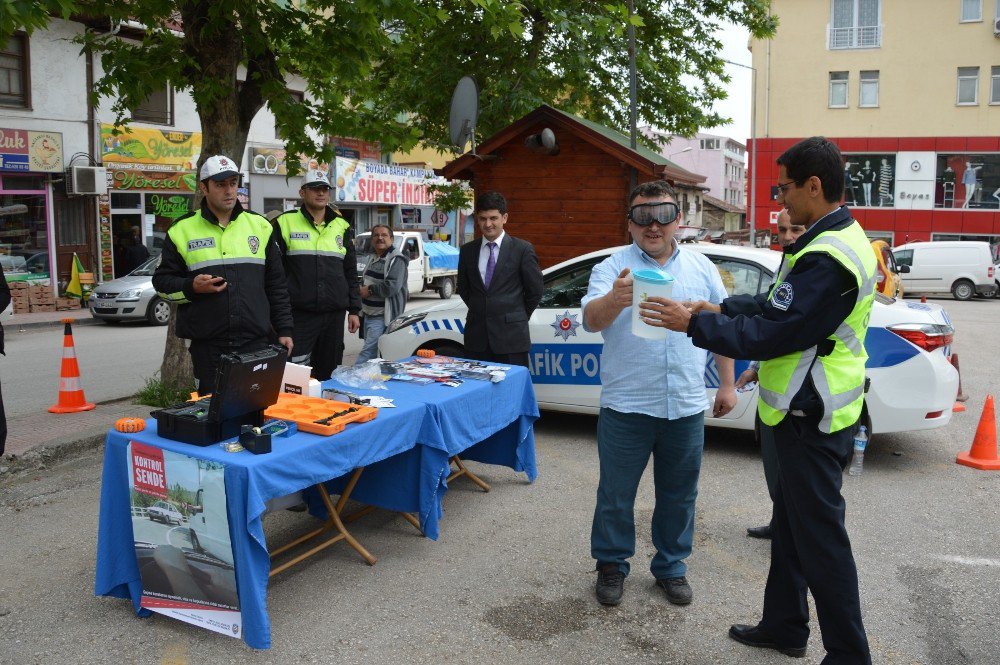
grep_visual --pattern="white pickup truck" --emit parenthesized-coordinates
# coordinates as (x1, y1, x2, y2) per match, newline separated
(355, 231, 459, 299)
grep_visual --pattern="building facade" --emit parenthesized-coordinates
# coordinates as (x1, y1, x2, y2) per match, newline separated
(748, 0, 1000, 255)
(643, 129, 747, 209)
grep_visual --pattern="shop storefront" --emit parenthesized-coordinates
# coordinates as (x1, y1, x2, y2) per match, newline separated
(0, 127, 65, 287)
(334, 157, 460, 243)
(246, 146, 329, 218)
(100, 124, 200, 279)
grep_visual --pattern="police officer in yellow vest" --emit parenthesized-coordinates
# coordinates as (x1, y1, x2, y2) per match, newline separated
(641, 137, 874, 663)
(274, 169, 361, 380)
(153, 155, 294, 394)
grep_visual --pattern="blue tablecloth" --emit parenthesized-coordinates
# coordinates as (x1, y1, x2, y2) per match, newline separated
(94, 364, 538, 649)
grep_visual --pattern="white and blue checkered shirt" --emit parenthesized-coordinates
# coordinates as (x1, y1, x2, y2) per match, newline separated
(581, 242, 728, 419)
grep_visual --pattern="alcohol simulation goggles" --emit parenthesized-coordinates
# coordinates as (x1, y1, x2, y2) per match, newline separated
(627, 201, 680, 226)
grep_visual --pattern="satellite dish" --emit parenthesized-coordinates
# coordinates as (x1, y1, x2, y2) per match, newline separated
(449, 76, 479, 153)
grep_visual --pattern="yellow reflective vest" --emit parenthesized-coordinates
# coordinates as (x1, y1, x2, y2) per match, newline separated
(757, 220, 877, 433)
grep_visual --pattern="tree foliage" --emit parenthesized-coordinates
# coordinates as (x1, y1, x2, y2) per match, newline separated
(5, 1, 774, 387)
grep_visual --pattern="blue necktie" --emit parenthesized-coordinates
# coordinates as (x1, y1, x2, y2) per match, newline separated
(484, 242, 497, 288)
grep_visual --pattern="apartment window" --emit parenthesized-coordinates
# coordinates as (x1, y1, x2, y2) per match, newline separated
(700, 138, 720, 150)
(275, 90, 305, 140)
(132, 84, 174, 125)
(957, 67, 980, 105)
(0, 34, 29, 108)
(991, 66, 1000, 104)
(829, 71, 849, 107)
(829, 0, 881, 49)
(961, 0, 982, 21)
(859, 70, 880, 107)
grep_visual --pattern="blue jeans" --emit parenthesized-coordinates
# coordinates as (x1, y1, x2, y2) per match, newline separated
(355, 315, 387, 364)
(591, 407, 705, 579)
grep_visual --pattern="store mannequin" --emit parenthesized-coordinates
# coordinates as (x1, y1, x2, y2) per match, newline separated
(992, 185, 1000, 208)
(843, 161, 857, 205)
(962, 161, 980, 208)
(878, 158, 894, 206)
(859, 160, 875, 206)
(941, 166, 956, 208)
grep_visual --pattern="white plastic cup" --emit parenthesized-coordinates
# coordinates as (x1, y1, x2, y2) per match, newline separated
(631, 269, 675, 339)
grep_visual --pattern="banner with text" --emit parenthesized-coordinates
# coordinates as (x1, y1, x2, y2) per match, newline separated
(102, 125, 201, 170)
(334, 157, 447, 206)
(127, 442, 242, 639)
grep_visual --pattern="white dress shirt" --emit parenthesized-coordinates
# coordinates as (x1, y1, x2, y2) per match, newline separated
(477, 231, 506, 283)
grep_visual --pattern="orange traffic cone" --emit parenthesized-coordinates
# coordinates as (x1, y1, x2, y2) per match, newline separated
(956, 395, 1000, 470)
(49, 319, 95, 413)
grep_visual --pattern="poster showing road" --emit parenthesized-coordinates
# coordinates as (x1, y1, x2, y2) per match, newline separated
(127, 441, 241, 638)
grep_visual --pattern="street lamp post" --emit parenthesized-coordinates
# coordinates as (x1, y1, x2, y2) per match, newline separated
(668, 146, 693, 160)
(722, 58, 757, 247)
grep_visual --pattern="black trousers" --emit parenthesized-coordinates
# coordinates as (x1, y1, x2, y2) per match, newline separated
(189, 338, 269, 395)
(0, 377, 6, 457)
(761, 413, 871, 664)
(462, 345, 530, 368)
(290, 308, 346, 381)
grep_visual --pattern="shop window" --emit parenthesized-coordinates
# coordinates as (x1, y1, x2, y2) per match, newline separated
(829, 71, 849, 108)
(0, 175, 48, 278)
(935, 154, 1000, 209)
(961, 0, 982, 21)
(991, 66, 1000, 104)
(0, 33, 29, 108)
(957, 67, 980, 105)
(829, 0, 881, 49)
(110, 192, 142, 209)
(133, 84, 174, 125)
(843, 154, 896, 208)
(859, 70, 879, 107)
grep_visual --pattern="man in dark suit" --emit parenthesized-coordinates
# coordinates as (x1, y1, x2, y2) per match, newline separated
(457, 191, 543, 367)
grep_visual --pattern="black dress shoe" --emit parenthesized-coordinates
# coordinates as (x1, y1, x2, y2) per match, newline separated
(746, 524, 773, 539)
(728, 624, 807, 658)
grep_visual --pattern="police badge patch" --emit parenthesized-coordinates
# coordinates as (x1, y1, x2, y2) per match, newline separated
(336, 235, 344, 249)
(248, 235, 260, 254)
(771, 282, 794, 311)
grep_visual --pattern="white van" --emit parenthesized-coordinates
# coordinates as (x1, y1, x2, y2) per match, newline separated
(892, 241, 996, 300)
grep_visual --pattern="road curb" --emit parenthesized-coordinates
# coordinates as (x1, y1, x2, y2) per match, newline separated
(11, 317, 103, 332)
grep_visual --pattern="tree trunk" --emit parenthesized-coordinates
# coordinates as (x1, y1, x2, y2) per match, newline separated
(158, 3, 268, 395)
(160, 309, 194, 393)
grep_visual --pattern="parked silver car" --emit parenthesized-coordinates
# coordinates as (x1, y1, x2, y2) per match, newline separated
(89, 255, 171, 325)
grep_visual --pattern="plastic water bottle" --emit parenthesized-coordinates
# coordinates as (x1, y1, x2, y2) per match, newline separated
(848, 426, 868, 476)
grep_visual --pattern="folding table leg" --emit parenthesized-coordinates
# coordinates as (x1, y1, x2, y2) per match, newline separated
(268, 467, 376, 576)
(447, 455, 491, 492)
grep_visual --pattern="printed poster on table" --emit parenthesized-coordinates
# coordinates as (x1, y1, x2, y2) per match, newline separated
(127, 441, 242, 638)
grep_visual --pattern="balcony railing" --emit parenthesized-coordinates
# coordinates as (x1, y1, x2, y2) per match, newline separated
(828, 24, 882, 49)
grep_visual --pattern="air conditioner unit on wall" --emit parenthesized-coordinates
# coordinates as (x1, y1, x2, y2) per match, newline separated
(66, 166, 108, 196)
(994, 17, 1000, 35)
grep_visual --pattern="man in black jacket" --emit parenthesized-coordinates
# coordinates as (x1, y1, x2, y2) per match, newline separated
(153, 155, 294, 394)
(274, 169, 361, 380)
(456, 191, 543, 367)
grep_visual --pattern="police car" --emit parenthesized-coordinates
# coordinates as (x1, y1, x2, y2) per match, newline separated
(378, 244, 960, 436)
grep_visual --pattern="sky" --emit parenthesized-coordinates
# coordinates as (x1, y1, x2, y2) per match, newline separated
(700, 23, 754, 145)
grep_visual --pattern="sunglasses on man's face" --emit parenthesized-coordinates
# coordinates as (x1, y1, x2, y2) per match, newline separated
(627, 201, 680, 226)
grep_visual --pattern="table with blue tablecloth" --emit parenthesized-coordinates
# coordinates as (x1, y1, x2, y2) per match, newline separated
(95, 364, 538, 649)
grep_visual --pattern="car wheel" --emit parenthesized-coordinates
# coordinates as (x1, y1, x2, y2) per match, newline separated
(438, 277, 455, 300)
(427, 342, 464, 358)
(146, 297, 171, 326)
(951, 279, 975, 301)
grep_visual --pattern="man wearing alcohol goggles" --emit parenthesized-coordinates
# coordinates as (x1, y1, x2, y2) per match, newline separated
(627, 200, 681, 227)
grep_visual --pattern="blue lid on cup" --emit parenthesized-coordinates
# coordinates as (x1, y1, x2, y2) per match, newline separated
(633, 269, 675, 284)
